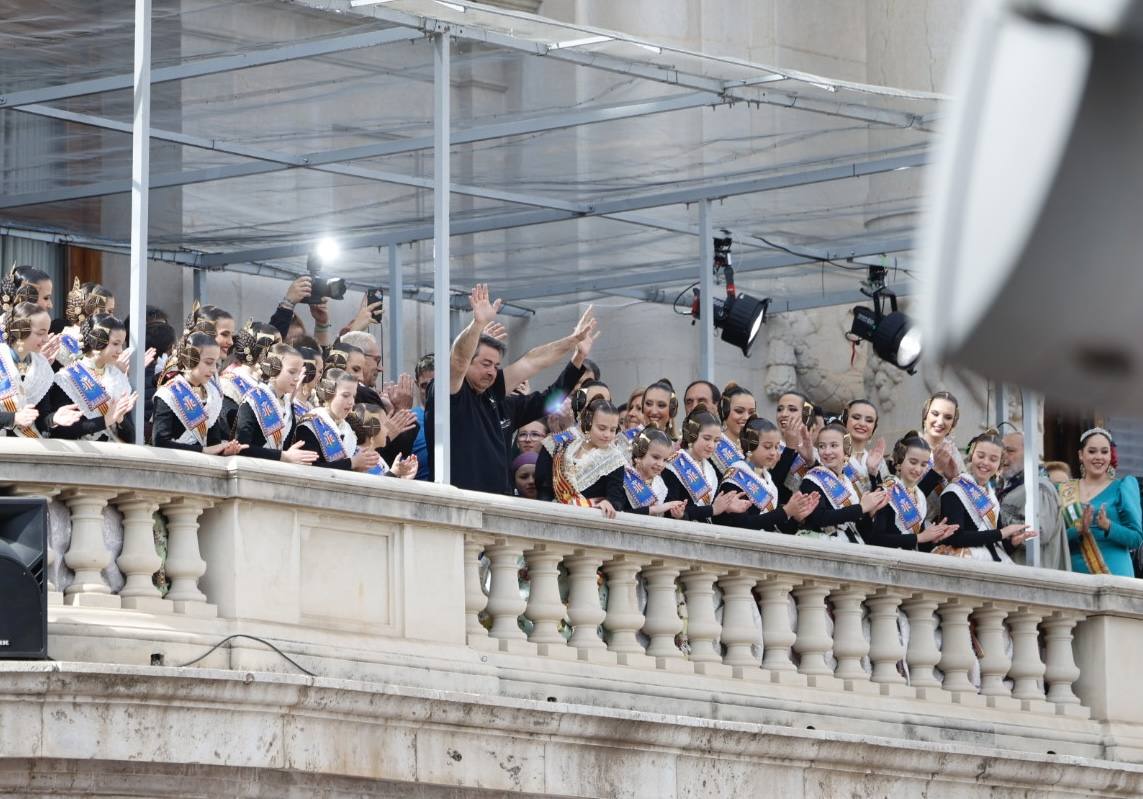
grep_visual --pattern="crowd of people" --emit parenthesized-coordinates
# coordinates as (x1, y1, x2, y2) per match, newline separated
(2, 268, 1140, 579)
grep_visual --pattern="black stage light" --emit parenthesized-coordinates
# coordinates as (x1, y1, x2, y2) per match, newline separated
(714, 293, 770, 357)
(849, 269, 922, 373)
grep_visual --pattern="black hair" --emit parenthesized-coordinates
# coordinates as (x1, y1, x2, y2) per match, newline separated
(632, 428, 672, 460)
(145, 322, 177, 357)
(685, 379, 721, 412)
(581, 358, 600, 381)
(475, 334, 507, 358)
(680, 408, 721, 448)
(740, 416, 779, 454)
(891, 431, 930, 466)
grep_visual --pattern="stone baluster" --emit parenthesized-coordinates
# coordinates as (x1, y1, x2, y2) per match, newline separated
(61, 488, 120, 608)
(937, 598, 983, 705)
(9, 484, 62, 604)
(902, 594, 947, 701)
(1043, 612, 1089, 718)
(463, 538, 493, 650)
(793, 580, 840, 689)
(114, 492, 171, 613)
(641, 560, 685, 670)
(680, 567, 728, 676)
(868, 589, 909, 696)
(1007, 608, 1051, 713)
(565, 550, 610, 663)
(161, 497, 217, 617)
(758, 576, 803, 685)
(603, 555, 651, 667)
(482, 539, 532, 654)
(524, 544, 574, 659)
(973, 603, 1018, 709)
(719, 571, 762, 678)
(829, 585, 870, 690)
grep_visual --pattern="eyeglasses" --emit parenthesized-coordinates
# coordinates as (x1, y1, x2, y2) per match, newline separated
(516, 431, 545, 440)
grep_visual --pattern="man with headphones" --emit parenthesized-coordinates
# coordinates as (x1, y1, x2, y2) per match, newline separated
(425, 284, 600, 494)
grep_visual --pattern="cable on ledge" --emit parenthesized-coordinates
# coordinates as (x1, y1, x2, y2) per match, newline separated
(174, 634, 316, 676)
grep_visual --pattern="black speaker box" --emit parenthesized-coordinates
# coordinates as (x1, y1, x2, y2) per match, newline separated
(0, 496, 49, 659)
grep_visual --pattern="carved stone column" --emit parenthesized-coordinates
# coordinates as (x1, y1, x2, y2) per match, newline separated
(758, 576, 803, 685)
(1007, 607, 1051, 713)
(603, 555, 651, 667)
(524, 544, 574, 659)
(680, 567, 729, 677)
(868, 589, 909, 696)
(830, 585, 870, 690)
(463, 538, 493, 650)
(114, 492, 171, 613)
(483, 539, 532, 654)
(641, 560, 685, 670)
(793, 580, 840, 689)
(719, 571, 762, 678)
(937, 598, 983, 705)
(160, 496, 216, 617)
(61, 488, 119, 608)
(564, 550, 610, 663)
(1043, 612, 1089, 718)
(973, 603, 1018, 709)
(902, 594, 947, 701)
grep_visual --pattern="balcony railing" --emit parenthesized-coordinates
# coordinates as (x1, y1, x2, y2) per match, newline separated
(3, 438, 1143, 765)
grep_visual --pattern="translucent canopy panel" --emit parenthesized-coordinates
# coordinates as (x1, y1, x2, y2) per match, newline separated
(0, 0, 941, 312)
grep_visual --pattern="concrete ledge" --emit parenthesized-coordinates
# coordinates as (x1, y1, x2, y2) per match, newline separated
(0, 663, 1140, 798)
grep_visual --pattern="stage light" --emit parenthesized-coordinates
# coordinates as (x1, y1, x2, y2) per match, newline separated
(687, 232, 770, 357)
(848, 268, 921, 373)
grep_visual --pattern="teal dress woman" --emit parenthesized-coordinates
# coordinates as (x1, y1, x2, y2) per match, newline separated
(1059, 428, 1142, 577)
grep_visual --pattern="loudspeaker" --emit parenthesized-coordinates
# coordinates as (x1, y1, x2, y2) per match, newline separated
(0, 497, 49, 659)
(922, 1, 1143, 411)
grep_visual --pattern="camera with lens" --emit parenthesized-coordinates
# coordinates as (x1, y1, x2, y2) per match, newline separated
(713, 231, 733, 269)
(303, 243, 347, 305)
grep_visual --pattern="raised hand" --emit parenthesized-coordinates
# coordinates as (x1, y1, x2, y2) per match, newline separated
(934, 440, 960, 480)
(349, 294, 383, 332)
(392, 454, 419, 479)
(570, 305, 597, 344)
(281, 440, 319, 465)
(309, 297, 331, 326)
(794, 421, 815, 464)
(52, 404, 83, 428)
(351, 448, 381, 471)
(469, 283, 503, 327)
(143, 347, 157, 370)
(783, 491, 819, 522)
(483, 321, 508, 343)
(108, 392, 138, 426)
(14, 407, 39, 428)
(859, 488, 888, 515)
(384, 373, 415, 411)
(285, 276, 313, 304)
(867, 437, 887, 474)
(115, 350, 132, 374)
(41, 334, 61, 362)
(385, 408, 418, 437)
(1080, 505, 1094, 533)
(1097, 505, 1111, 532)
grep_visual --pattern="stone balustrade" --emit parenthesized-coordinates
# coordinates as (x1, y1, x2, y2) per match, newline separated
(3, 438, 1143, 772)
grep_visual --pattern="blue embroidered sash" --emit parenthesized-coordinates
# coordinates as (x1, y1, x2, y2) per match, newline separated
(167, 378, 208, 442)
(309, 413, 347, 462)
(623, 426, 643, 443)
(623, 466, 657, 509)
(712, 434, 744, 473)
(60, 334, 81, 358)
(885, 478, 922, 535)
(247, 385, 286, 448)
(0, 346, 19, 412)
(780, 443, 809, 477)
(724, 465, 775, 511)
(669, 450, 712, 504)
(366, 460, 389, 477)
(807, 466, 854, 509)
(62, 362, 111, 415)
(552, 429, 577, 447)
(842, 461, 861, 487)
(292, 400, 308, 419)
(228, 373, 255, 399)
(952, 475, 998, 528)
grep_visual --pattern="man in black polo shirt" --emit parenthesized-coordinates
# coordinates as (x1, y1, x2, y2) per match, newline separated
(425, 284, 598, 494)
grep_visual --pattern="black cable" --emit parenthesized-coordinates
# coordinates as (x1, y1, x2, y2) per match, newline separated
(174, 634, 316, 676)
(672, 281, 700, 315)
(754, 234, 915, 278)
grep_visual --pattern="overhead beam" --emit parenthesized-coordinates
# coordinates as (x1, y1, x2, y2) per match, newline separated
(0, 27, 425, 109)
(495, 233, 914, 301)
(4, 90, 722, 210)
(195, 152, 926, 267)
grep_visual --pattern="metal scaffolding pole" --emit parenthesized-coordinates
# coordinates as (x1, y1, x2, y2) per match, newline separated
(698, 200, 714, 383)
(388, 243, 403, 379)
(127, 0, 151, 446)
(192, 269, 207, 305)
(1023, 390, 1042, 568)
(432, 32, 451, 486)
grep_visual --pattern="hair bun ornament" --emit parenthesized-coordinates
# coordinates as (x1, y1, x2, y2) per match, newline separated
(0, 270, 17, 313)
(81, 314, 112, 352)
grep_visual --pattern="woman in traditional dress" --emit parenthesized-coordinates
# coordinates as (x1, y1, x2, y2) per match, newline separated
(48, 314, 137, 442)
(798, 423, 887, 543)
(842, 399, 889, 495)
(536, 397, 626, 518)
(346, 403, 419, 478)
(54, 280, 113, 368)
(915, 391, 966, 517)
(295, 368, 381, 471)
(933, 430, 1035, 562)
(868, 434, 958, 549)
(710, 383, 756, 477)
(0, 302, 78, 436)
(661, 408, 753, 523)
(640, 379, 679, 442)
(772, 390, 816, 502)
(232, 343, 319, 464)
(534, 381, 611, 498)
(292, 345, 323, 416)
(151, 332, 243, 454)
(1059, 428, 1142, 577)
(618, 429, 687, 517)
(220, 321, 280, 435)
(716, 416, 818, 533)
